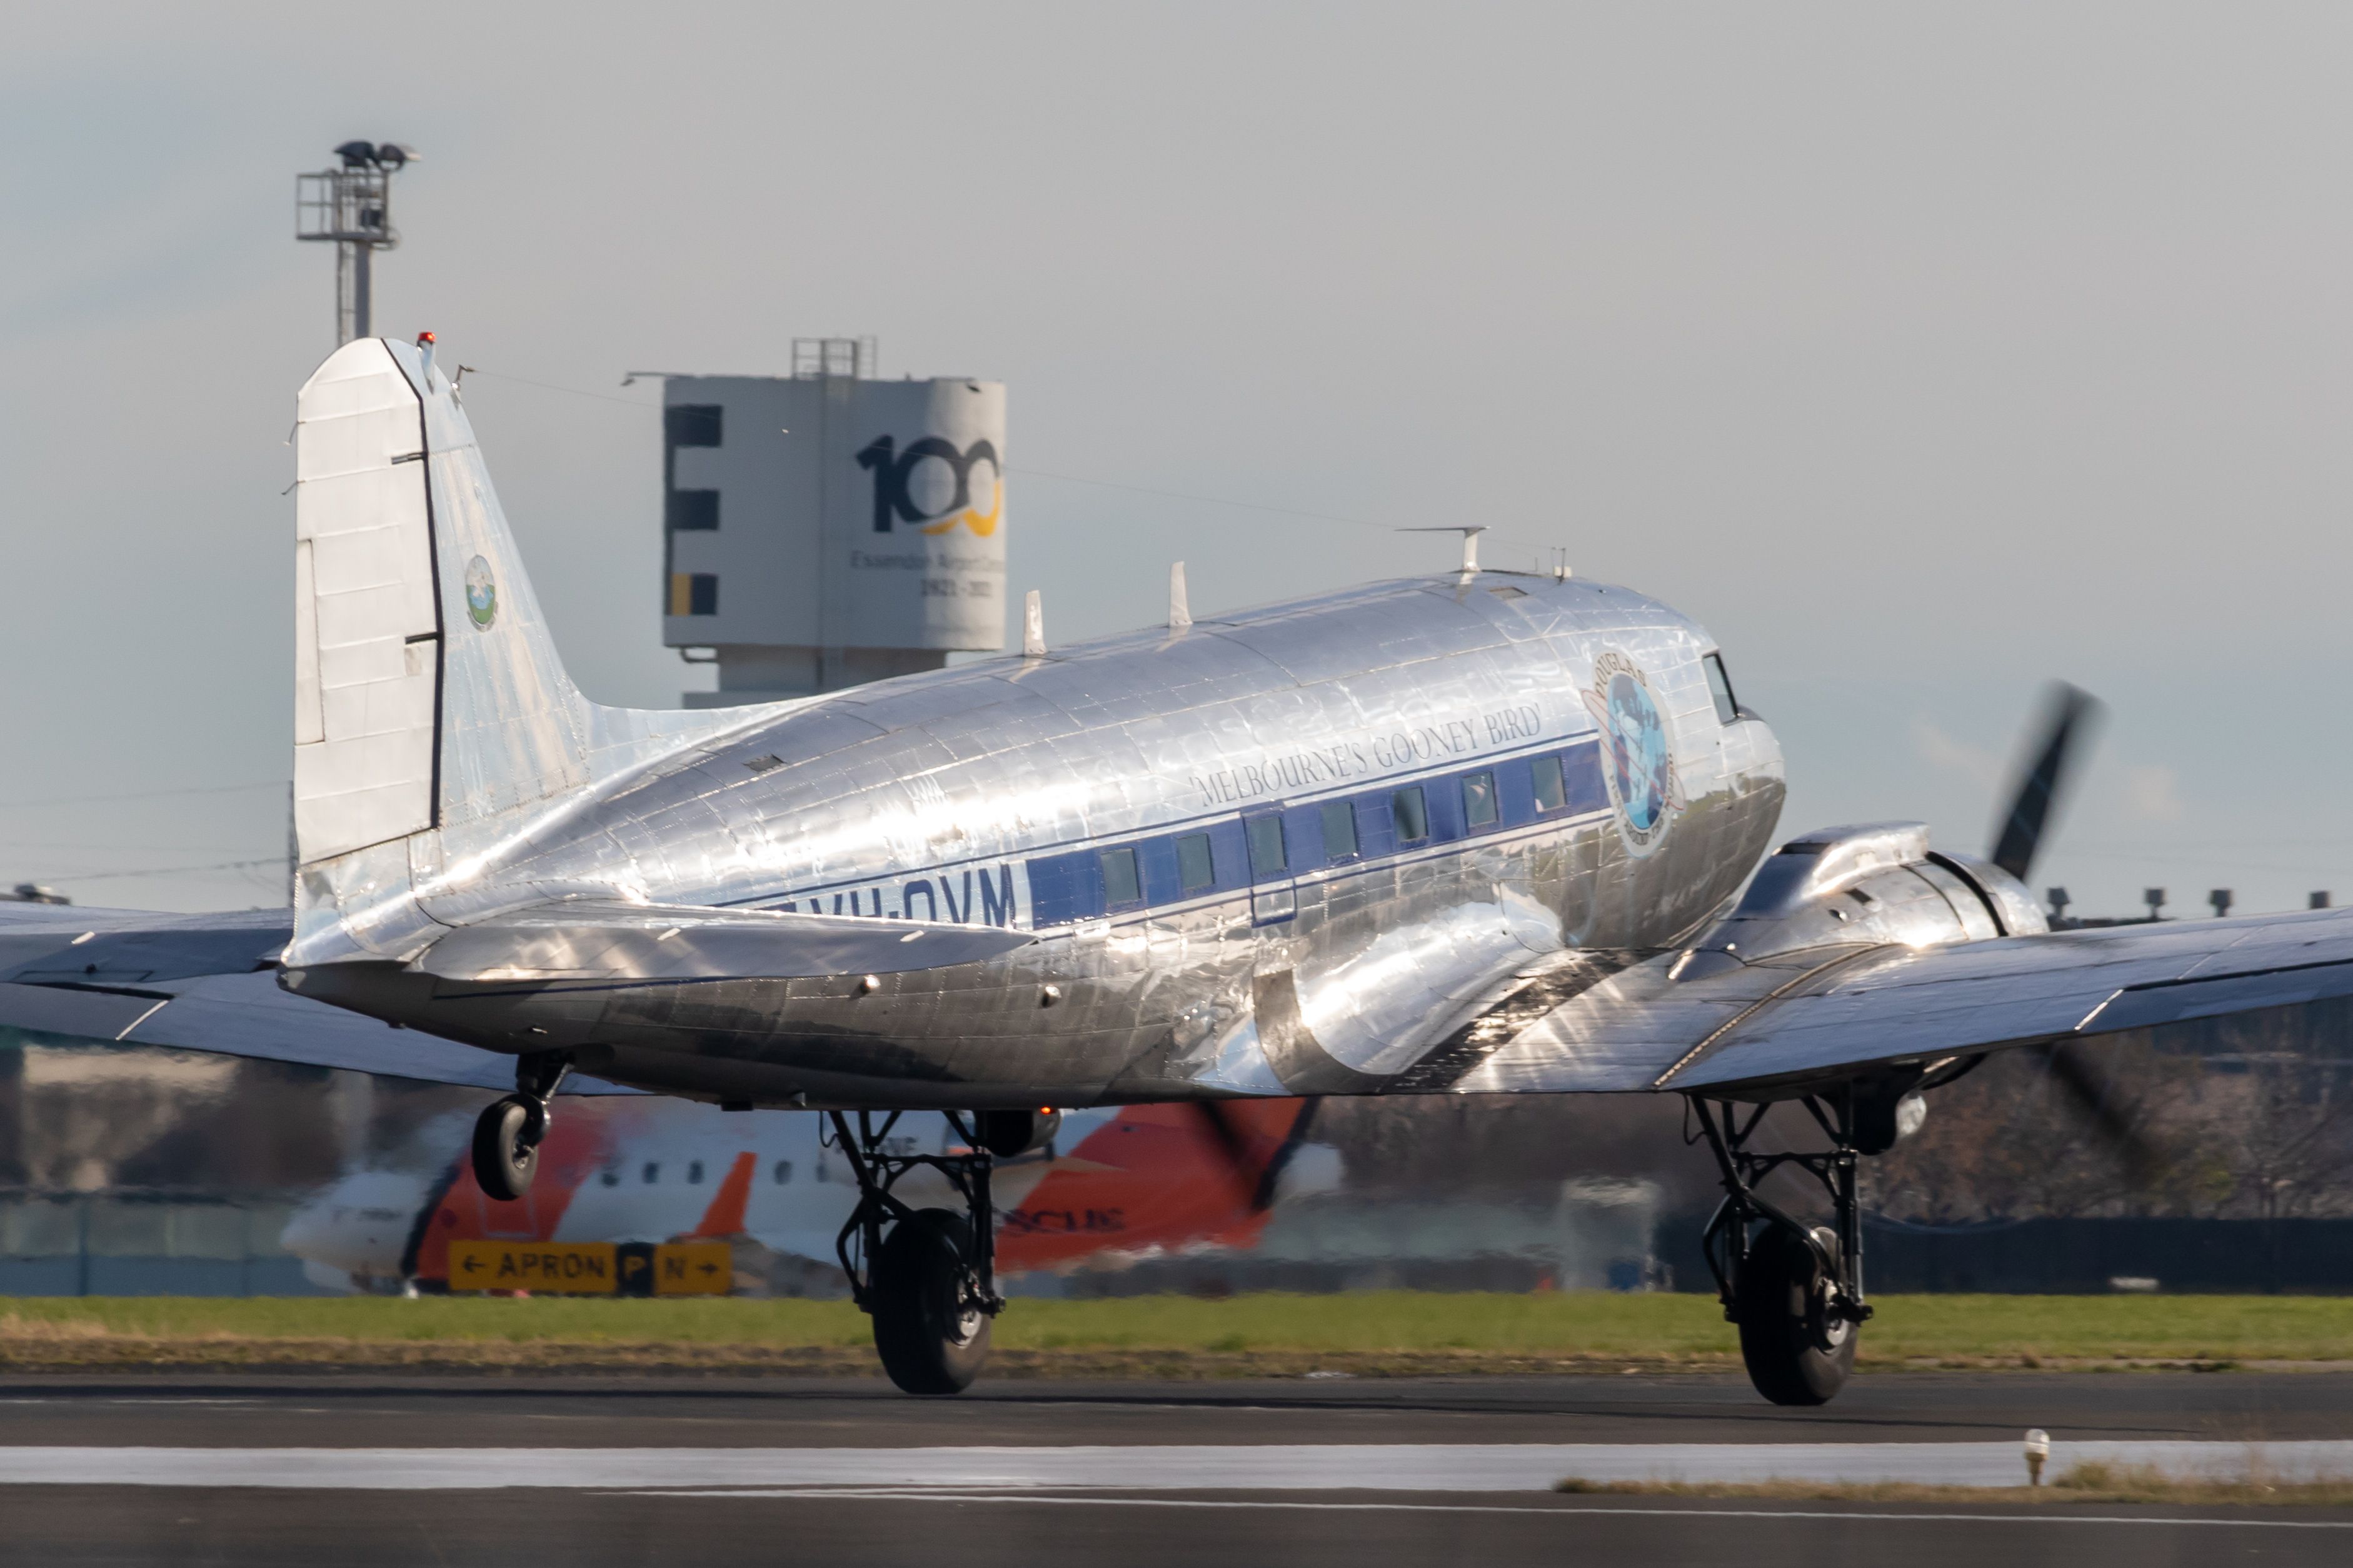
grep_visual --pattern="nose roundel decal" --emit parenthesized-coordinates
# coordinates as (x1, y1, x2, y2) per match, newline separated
(1582, 650, 1684, 852)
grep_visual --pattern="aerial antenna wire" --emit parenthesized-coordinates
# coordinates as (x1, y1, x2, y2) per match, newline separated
(458, 366, 1565, 561)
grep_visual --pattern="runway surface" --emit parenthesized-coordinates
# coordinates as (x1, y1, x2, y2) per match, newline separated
(4, 1371, 2350, 1565)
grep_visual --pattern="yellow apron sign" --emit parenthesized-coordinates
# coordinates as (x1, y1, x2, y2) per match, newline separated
(448, 1241, 617, 1294)
(448, 1239, 735, 1296)
(651, 1241, 733, 1297)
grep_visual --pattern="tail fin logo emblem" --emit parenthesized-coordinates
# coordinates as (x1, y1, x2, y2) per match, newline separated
(464, 556, 498, 629)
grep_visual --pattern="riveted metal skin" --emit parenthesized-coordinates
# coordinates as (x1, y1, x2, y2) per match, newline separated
(295, 569, 1789, 1111)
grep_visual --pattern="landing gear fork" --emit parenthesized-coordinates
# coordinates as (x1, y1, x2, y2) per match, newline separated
(827, 1110, 1005, 1396)
(1686, 1089, 1872, 1406)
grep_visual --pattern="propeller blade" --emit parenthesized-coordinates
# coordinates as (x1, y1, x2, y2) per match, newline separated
(2035, 1043, 2163, 1186)
(1989, 682, 2101, 884)
(1189, 1099, 1321, 1212)
(1190, 1101, 1259, 1201)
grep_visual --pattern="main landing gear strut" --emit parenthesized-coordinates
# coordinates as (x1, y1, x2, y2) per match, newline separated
(827, 1110, 1005, 1396)
(471, 1051, 571, 1202)
(1686, 1091, 1873, 1406)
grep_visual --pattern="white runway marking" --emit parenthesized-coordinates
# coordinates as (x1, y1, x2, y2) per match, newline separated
(0, 1442, 2349, 1492)
(620, 1491, 2353, 1529)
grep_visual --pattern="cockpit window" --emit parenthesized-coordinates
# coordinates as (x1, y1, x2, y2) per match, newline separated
(1702, 652, 1740, 725)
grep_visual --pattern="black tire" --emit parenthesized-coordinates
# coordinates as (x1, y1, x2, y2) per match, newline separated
(870, 1208, 992, 1396)
(1735, 1225, 1857, 1407)
(471, 1097, 538, 1202)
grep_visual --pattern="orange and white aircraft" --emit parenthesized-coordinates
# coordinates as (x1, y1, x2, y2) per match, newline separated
(281, 1099, 1316, 1294)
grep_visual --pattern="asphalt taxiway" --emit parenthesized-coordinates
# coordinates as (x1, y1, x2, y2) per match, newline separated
(3, 1371, 2349, 1565)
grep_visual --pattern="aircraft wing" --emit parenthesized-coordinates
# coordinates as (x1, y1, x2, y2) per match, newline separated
(1456, 904, 2353, 1097)
(0, 897, 1031, 1092)
(0, 904, 633, 1092)
(0, 904, 290, 984)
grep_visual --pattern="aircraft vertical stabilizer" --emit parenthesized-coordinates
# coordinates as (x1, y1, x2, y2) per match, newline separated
(291, 338, 772, 966)
(295, 336, 598, 869)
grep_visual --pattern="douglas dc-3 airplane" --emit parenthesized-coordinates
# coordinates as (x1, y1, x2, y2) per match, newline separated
(4, 335, 2348, 1404)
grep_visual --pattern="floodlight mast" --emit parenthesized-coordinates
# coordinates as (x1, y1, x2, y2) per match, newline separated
(295, 142, 418, 344)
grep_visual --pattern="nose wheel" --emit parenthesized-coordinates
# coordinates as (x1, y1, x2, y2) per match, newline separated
(469, 1052, 571, 1201)
(828, 1111, 1004, 1396)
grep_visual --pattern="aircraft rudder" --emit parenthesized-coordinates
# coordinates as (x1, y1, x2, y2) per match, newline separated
(291, 336, 594, 879)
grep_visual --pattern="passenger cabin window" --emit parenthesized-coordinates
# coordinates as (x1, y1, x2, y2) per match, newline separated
(688, 1161, 705, 1186)
(1703, 652, 1741, 725)
(1321, 800, 1359, 861)
(1392, 786, 1429, 844)
(641, 1162, 660, 1184)
(1100, 846, 1143, 906)
(600, 1167, 620, 1187)
(772, 1160, 792, 1186)
(1462, 771, 1498, 829)
(1531, 754, 1567, 813)
(1176, 833, 1216, 893)
(1246, 816, 1287, 878)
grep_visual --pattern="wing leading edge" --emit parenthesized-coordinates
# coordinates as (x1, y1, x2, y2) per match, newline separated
(0, 904, 563, 1091)
(1455, 904, 2353, 1097)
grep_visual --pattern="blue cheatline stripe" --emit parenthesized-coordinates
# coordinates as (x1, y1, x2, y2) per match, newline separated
(1026, 737, 1607, 927)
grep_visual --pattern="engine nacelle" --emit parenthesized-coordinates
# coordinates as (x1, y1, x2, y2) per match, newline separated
(1677, 822, 2044, 982)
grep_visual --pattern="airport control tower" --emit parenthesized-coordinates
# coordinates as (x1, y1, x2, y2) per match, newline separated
(658, 338, 1007, 706)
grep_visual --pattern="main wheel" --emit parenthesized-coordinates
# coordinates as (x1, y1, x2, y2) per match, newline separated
(870, 1208, 992, 1396)
(471, 1097, 538, 1201)
(1735, 1225, 1857, 1406)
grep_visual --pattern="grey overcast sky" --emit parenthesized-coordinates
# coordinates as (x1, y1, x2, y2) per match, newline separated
(4, 3, 2350, 915)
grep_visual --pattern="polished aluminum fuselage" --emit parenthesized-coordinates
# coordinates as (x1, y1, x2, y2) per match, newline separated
(326, 572, 1785, 1108)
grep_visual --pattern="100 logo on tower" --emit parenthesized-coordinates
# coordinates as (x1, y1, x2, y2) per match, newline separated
(856, 436, 1003, 537)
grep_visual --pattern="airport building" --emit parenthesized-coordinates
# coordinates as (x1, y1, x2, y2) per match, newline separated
(657, 338, 1007, 706)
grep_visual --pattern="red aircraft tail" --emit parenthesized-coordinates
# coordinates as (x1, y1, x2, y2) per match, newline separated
(998, 1099, 1316, 1270)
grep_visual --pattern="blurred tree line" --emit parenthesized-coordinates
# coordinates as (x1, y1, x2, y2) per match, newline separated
(1869, 998, 2353, 1222)
(1268, 999, 2353, 1225)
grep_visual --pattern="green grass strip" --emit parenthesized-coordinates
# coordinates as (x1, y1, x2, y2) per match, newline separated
(4, 1292, 2352, 1367)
